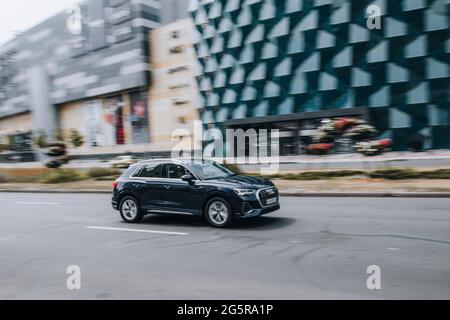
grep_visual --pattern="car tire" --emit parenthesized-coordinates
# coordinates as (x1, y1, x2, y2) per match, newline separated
(205, 197, 233, 228)
(119, 196, 144, 223)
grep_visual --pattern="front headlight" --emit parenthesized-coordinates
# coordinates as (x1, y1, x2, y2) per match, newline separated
(234, 188, 256, 196)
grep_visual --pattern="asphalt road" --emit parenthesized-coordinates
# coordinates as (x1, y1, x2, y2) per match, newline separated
(0, 193, 449, 300)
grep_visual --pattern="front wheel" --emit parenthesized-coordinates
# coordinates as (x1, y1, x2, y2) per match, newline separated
(205, 198, 233, 228)
(119, 196, 144, 223)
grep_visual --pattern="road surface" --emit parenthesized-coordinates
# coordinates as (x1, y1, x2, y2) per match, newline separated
(0, 193, 449, 299)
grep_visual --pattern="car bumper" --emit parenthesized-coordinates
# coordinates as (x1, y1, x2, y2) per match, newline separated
(112, 201, 119, 210)
(234, 199, 280, 218)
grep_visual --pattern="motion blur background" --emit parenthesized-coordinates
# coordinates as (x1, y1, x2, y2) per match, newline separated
(0, 0, 448, 162)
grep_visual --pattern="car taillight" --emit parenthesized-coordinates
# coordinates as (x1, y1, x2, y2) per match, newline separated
(113, 181, 118, 190)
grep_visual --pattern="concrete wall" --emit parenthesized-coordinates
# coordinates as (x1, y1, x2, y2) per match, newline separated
(148, 19, 201, 150)
(0, 113, 32, 136)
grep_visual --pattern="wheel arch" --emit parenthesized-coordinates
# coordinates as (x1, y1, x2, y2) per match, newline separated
(202, 190, 232, 215)
(117, 190, 141, 207)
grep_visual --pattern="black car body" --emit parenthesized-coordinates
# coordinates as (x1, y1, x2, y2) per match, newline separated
(112, 159, 280, 227)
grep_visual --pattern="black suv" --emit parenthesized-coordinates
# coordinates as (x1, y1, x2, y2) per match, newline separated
(112, 159, 280, 228)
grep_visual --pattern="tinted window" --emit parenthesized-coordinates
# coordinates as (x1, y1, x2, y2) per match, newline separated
(165, 164, 191, 179)
(137, 163, 163, 178)
(189, 162, 235, 180)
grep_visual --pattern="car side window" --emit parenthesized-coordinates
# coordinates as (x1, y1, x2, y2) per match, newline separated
(137, 163, 164, 178)
(165, 164, 193, 179)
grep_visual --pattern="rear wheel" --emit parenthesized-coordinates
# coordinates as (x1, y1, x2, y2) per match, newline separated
(205, 198, 233, 228)
(119, 196, 144, 223)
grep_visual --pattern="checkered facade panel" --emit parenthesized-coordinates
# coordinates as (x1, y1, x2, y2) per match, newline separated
(190, 0, 450, 150)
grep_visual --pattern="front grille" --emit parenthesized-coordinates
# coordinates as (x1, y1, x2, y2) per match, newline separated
(258, 187, 278, 207)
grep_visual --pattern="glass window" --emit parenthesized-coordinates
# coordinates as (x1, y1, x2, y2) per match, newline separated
(213, 71, 226, 88)
(248, 63, 267, 81)
(268, 17, 289, 38)
(405, 35, 427, 58)
(369, 86, 390, 107)
(262, 41, 278, 59)
(333, 46, 352, 67)
(189, 162, 235, 180)
(228, 28, 242, 48)
(278, 98, 294, 115)
(426, 8, 448, 31)
(286, 0, 302, 14)
(385, 17, 407, 38)
(331, 2, 350, 25)
(222, 89, 237, 104)
(319, 73, 337, 91)
(274, 57, 292, 77)
(295, 10, 318, 32)
(242, 85, 257, 101)
(246, 25, 264, 44)
(317, 31, 335, 49)
(407, 82, 429, 104)
(367, 41, 387, 63)
(137, 164, 163, 178)
(165, 164, 192, 179)
(259, 0, 276, 21)
(388, 63, 409, 83)
(390, 109, 411, 128)
(349, 24, 369, 43)
(264, 81, 280, 98)
(427, 58, 449, 79)
(403, 0, 426, 11)
(287, 32, 304, 54)
(352, 68, 371, 87)
(233, 104, 247, 119)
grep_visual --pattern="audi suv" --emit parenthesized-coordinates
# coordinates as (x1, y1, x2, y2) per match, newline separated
(112, 159, 280, 228)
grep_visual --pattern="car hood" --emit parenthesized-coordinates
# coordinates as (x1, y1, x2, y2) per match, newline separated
(205, 175, 274, 189)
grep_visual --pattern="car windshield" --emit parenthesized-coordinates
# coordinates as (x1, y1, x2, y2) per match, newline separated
(188, 161, 236, 180)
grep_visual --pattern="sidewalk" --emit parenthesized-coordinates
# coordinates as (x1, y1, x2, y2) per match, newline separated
(1, 177, 450, 197)
(1, 150, 450, 169)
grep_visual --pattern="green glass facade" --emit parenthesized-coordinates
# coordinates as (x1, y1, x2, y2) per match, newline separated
(189, 0, 449, 151)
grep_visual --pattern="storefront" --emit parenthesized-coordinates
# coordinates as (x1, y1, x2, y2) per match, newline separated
(225, 108, 369, 156)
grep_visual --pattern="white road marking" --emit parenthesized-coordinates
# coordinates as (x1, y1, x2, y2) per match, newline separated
(85, 226, 189, 236)
(13, 202, 62, 205)
(387, 247, 400, 250)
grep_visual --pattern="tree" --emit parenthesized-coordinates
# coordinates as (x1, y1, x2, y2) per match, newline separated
(70, 129, 84, 148)
(33, 130, 47, 149)
(0, 135, 11, 152)
(54, 128, 65, 142)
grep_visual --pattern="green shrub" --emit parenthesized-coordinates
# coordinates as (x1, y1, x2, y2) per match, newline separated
(263, 170, 365, 180)
(368, 168, 450, 180)
(87, 168, 121, 178)
(40, 169, 87, 184)
(422, 169, 450, 179)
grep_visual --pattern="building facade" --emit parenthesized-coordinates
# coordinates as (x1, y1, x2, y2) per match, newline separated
(160, 0, 190, 25)
(148, 19, 202, 152)
(0, 0, 200, 160)
(189, 0, 450, 153)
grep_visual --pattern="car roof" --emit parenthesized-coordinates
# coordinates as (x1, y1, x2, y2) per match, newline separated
(138, 158, 214, 166)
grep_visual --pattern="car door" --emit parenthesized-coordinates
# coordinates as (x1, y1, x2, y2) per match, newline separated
(131, 162, 166, 211)
(160, 163, 204, 215)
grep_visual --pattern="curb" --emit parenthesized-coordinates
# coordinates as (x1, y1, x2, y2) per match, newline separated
(1, 189, 450, 198)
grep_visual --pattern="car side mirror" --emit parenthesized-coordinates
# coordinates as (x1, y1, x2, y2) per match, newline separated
(181, 174, 195, 185)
